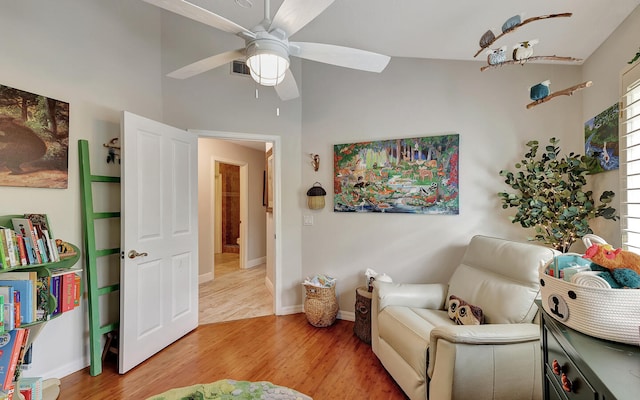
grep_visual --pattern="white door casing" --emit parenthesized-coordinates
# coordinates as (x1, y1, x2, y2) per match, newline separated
(192, 129, 281, 315)
(120, 111, 199, 374)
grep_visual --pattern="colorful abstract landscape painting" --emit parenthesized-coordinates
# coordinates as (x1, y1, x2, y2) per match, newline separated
(584, 102, 619, 174)
(334, 134, 459, 214)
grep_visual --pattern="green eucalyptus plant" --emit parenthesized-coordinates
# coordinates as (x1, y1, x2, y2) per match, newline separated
(498, 137, 618, 253)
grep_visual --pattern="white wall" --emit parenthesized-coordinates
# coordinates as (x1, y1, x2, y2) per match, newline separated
(581, 6, 640, 247)
(197, 138, 267, 278)
(300, 58, 587, 313)
(0, 0, 162, 379)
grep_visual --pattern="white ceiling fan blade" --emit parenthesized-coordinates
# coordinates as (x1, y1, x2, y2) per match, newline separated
(270, 0, 335, 37)
(142, 0, 255, 38)
(290, 42, 391, 73)
(275, 70, 299, 101)
(167, 49, 245, 79)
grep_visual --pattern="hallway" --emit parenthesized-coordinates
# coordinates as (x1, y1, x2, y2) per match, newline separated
(198, 253, 273, 325)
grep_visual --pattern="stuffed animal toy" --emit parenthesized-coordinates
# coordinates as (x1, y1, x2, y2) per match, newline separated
(583, 243, 640, 288)
(583, 243, 640, 274)
(447, 295, 485, 325)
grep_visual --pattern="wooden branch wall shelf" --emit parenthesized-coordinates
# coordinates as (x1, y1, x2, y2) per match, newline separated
(480, 56, 583, 72)
(526, 81, 592, 109)
(474, 13, 573, 58)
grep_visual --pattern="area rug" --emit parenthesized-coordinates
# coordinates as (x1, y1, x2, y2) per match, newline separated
(146, 379, 313, 400)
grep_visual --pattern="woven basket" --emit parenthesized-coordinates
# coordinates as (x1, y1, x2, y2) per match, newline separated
(539, 255, 640, 346)
(304, 284, 339, 327)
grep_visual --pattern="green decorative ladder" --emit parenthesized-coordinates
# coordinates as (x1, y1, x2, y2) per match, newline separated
(78, 139, 121, 376)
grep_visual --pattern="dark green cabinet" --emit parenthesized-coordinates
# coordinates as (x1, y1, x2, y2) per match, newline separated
(540, 307, 640, 400)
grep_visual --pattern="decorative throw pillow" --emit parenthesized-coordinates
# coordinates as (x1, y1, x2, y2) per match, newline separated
(447, 295, 485, 325)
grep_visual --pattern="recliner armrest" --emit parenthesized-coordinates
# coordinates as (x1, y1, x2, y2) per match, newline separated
(430, 322, 540, 345)
(427, 323, 540, 378)
(427, 323, 542, 400)
(374, 281, 448, 312)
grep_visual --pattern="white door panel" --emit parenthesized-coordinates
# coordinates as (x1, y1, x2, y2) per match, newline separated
(120, 111, 198, 374)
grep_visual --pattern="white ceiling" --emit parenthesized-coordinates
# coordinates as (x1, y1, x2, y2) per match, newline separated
(181, 0, 640, 64)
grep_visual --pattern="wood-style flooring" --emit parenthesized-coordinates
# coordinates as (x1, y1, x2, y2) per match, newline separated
(199, 253, 273, 325)
(58, 314, 408, 399)
(58, 253, 407, 399)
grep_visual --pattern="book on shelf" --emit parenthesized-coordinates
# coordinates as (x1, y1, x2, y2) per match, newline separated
(0, 385, 14, 400)
(12, 293, 20, 329)
(0, 273, 37, 324)
(12, 329, 29, 383)
(10, 219, 40, 266)
(22, 215, 58, 264)
(73, 274, 81, 308)
(9, 215, 65, 267)
(0, 235, 8, 271)
(60, 273, 74, 313)
(49, 267, 82, 316)
(49, 276, 60, 318)
(0, 328, 28, 391)
(14, 237, 26, 268)
(0, 288, 14, 332)
(0, 229, 17, 269)
(18, 377, 41, 400)
(34, 277, 50, 323)
(19, 346, 31, 372)
(0, 282, 32, 325)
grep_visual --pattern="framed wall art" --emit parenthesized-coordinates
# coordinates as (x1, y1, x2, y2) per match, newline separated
(334, 134, 459, 214)
(0, 83, 70, 188)
(584, 102, 619, 174)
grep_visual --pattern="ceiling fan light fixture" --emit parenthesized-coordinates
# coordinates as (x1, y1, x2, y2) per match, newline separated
(246, 40, 290, 87)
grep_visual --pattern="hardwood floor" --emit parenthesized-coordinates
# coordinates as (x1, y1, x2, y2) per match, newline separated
(199, 253, 272, 325)
(58, 314, 408, 399)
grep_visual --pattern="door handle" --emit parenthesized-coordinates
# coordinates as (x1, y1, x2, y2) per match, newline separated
(128, 250, 148, 259)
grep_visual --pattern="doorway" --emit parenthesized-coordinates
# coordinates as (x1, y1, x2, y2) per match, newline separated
(196, 133, 279, 324)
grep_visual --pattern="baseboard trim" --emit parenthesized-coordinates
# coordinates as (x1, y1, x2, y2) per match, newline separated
(199, 272, 213, 284)
(290, 306, 355, 322)
(278, 304, 304, 315)
(338, 310, 355, 322)
(246, 256, 266, 269)
(265, 276, 274, 296)
(47, 359, 89, 380)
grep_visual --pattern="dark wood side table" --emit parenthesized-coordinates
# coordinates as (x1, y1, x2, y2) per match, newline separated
(539, 304, 640, 400)
(354, 286, 372, 344)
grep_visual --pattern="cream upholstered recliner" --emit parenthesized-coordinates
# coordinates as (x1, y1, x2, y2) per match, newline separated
(372, 235, 558, 400)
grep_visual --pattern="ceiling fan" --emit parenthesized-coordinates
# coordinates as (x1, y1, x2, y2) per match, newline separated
(143, 0, 391, 100)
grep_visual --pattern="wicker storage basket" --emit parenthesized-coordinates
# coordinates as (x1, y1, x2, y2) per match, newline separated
(304, 284, 339, 328)
(539, 255, 640, 346)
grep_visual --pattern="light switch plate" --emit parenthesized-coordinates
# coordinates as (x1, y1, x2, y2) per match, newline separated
(303, 215, 314, 226)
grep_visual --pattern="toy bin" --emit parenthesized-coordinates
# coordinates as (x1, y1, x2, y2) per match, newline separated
(539, 254, 640, 346)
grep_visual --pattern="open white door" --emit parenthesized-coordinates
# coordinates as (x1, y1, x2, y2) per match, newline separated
(119, 111, 199, 374)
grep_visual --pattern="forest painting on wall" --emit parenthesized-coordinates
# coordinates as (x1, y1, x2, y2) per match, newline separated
(584, 102, 619, 174)
(334, 134, 459, 214)
(0, 84, 69, 188)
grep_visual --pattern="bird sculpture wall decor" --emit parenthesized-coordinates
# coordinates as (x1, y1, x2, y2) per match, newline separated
(473, 12, 572, 57)
(501, 14, 523, 33)
(529, 80, 551, 101)
(486, 46, 508, 65)
(513, 39, 539, 63)
(479, 29, 496, 49)
(526, 81, 593, 109)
